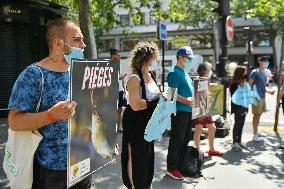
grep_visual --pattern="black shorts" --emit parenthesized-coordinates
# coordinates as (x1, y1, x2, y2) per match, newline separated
(32, 158, 92, 189)
(118, 91, 127, 107)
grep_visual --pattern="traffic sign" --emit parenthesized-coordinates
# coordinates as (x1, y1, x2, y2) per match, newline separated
(226, 16, 234, 41)
(159, 23, 167, 40)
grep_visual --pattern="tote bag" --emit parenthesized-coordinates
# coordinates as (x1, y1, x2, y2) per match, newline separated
(3, 65, 44, 189)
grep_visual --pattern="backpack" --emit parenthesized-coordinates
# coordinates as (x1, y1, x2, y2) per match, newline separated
(214, 116, 230, 138)
(178, 146, 204, 178)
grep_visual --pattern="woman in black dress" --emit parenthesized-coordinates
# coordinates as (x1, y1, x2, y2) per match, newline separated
(121, 41, 161, 189)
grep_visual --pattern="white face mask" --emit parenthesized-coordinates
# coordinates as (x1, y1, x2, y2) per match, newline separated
(148, 59, 156, 67)
(208, 70, 212, 79)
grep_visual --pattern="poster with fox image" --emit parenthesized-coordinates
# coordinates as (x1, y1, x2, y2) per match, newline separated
(68, 59, 119, 188)
(192, 77, 209, 119)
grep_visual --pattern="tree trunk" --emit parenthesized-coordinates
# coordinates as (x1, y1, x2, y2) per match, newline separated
(79, 0, 97, 59)
(274, 30, 284, 132)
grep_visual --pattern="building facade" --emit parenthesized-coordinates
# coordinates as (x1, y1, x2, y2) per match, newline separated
(97, 7, 279, 79)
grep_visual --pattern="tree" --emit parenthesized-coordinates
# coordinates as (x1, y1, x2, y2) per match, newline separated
(49, 0, 163, 59)
(167, 0, 218, 28)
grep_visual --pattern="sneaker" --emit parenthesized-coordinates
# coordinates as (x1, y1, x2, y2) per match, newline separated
(166, 169, 184, 180)
(232, 143, 241, 151)
(252, 134, 261, 142)
(257, 132, 267, 137)
(208, 150, 224, 156)
(116, 128, 123, 134)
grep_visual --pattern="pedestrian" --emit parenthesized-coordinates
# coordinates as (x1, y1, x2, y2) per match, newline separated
(230, 66, 249, 151)
(110, 48, 127, 134)
(249, 56, 275, 142)
(121, 41, 160, 189)
(8, 18, 92, 189)
(166, 46, 195, 180)
(193, 62, 224, 156)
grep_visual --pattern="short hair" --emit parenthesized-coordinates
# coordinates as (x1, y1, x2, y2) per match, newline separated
(46, 18, 77, 50)
(110, 48, 119, 57)
(259, 56, 269, 62)
(197, 62, 212, 76)
(130, 41, 159, 72)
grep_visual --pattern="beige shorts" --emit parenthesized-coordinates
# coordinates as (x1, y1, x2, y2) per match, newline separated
(252, 99, 266, 114)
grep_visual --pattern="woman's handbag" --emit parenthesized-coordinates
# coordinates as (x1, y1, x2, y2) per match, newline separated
(3, 65, 44, 189)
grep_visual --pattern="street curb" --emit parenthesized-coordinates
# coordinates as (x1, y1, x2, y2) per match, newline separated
(246, 118, 284, 127)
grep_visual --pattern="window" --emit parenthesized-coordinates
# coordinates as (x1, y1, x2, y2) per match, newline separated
(97, 39, 115, 53)
(189, 34, 213, 49)
(120, 15, 130, 27)
(121, 39, 141, 51)
(166, 34, 213, 50)
(254, 31, 271, 47)
(121, 38, 160, 51)
(228, 32, 246, 47)
(134, 13, 145, 25)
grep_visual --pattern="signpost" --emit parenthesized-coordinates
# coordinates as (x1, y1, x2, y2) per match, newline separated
(159, 22, 167, 91)
(226, 16, 234, 41)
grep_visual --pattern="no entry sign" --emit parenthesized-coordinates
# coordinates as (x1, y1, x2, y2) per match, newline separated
(226, 16, 234, 41)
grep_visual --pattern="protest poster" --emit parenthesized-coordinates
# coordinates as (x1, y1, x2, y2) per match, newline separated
(68, 59, 119, 187)
(192, 78, 209, 119)
(208, 84, 224, 116)
(144, 89, 177, 142)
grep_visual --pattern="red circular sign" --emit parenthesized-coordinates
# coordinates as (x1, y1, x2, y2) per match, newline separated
(226, 16, 234, 41)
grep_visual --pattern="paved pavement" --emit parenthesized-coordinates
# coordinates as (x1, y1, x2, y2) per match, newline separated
(1, 117, 284, 189)
(90, 124, 284, 189)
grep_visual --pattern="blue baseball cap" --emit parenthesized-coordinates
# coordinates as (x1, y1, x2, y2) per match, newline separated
(176, 46, 196, 59)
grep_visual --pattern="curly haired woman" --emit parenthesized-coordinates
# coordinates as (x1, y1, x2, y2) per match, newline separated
(121, 41, 161, 189)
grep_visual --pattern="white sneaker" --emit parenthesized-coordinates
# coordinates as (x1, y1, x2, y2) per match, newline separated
(252, 134, 261, 142)
(257, 132, 267, 137)
(232, 143, 241, 151)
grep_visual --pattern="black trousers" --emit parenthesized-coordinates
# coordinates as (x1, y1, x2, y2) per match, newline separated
(167, 111, 193, 170)
(233, 109, 247, 143)
(32, 158, 92, 189)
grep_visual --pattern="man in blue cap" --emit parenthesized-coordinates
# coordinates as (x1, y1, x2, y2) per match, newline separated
(166, 46, 195, 180)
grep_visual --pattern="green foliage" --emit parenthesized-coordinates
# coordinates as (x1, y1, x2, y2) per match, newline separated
(252, 0, 284, 32)
(49, 0, 163, 36)
(231, 0, 256, 18)
(168, 0, 217, 27)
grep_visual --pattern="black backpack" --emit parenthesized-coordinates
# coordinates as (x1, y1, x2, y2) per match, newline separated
(214, 116, 230, 138)
(178, 146, 204, 178)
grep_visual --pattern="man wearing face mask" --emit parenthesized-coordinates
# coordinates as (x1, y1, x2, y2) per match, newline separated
(8, 18, 92, 188)
(166, 46, 195, 180)
(249, 56, 275, 142)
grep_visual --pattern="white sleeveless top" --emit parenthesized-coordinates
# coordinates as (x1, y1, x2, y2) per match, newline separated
(126, 73, 160, 102)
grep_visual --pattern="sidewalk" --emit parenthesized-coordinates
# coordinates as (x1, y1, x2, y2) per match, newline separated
(91, 124, 284, 189)
(0, 118, 283, 189)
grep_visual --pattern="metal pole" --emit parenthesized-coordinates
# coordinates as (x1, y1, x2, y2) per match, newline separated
(162, 40, 165, 92)
(220, 16, 228, 119)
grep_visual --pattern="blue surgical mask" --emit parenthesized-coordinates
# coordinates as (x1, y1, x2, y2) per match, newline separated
(184, 60, 192, 71)
(63, 47, 84, 64)
(62, 40, 84, 64)
(264, 62, 269, 69)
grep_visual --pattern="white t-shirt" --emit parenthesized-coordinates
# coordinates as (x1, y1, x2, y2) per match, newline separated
(125, 74, 160, 103)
